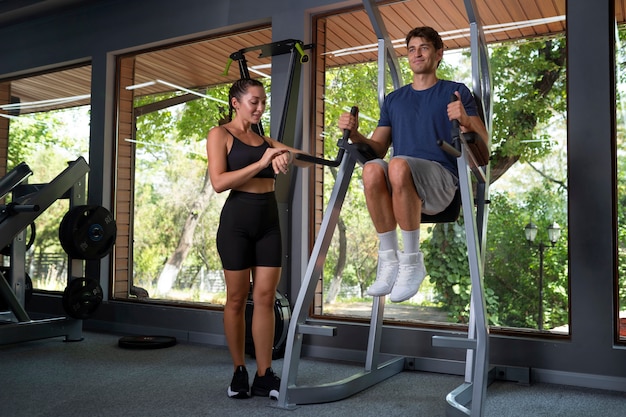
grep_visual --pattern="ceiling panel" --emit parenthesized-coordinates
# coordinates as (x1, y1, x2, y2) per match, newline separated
(0, 0, 592, 115)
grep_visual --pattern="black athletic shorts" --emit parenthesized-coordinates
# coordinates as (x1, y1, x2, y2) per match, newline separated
(216, 190, 282, 270)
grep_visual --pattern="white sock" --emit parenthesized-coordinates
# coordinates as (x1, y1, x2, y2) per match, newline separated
(378, 230, 398, 252)
(401, 228, 420, 254)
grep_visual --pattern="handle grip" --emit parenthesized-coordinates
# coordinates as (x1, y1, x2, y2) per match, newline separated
(450, 94, 460, 140)
(449, 94, 462, 155)
(340, 106, 359, 144)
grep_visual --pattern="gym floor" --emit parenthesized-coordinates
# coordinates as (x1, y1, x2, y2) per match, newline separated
(1, 331, 625, 416)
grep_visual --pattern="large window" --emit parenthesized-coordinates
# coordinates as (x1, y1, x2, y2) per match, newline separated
(615, 20, 626, 342)
(1, 65, 91, 294)
(113, 27, 272, 304)
(312, 4, 568, 333)
(109, 2, 572, 335)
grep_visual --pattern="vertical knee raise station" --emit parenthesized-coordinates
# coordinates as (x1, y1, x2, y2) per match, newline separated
(275, 1, 492, 416)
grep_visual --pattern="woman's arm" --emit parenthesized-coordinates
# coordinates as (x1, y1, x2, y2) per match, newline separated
(206, 127, 284, 192)
(265, 138, 314, 170)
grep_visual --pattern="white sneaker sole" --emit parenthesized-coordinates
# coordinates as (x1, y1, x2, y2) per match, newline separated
(227, 387, 250, 398)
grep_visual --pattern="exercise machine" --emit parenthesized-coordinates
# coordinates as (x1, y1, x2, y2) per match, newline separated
(225, 39, 312, 357)
(0, 157, 109, 345)
(275, 109, 489, 412)
(275, 0, 492, 416)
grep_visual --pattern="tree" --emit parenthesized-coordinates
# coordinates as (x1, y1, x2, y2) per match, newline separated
(131, 91, 222, 296)
(424, 35, 568, 327)
(321, 62, 384, 303)
(489, 37, 566, 181)
(615, 25, 626, 313)
(155, 169, 215, 295)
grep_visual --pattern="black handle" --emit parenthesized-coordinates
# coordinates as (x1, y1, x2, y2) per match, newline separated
(450, 94, 460, 141)
(449, 94, 463, 155)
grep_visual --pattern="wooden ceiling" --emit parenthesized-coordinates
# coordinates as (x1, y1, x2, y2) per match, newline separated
(0, 0, 586, 115)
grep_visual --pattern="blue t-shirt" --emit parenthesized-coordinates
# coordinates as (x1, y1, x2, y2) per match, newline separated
(378, 79, 478, 176)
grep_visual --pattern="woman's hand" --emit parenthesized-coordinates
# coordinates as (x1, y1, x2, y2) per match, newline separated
(271, 149, 293, 175)
(260, 147, 292, 175)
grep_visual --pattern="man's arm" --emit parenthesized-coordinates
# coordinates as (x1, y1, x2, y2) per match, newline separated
(461, 115, 490, 166)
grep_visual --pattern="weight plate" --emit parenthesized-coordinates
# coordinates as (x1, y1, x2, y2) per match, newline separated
(59, 205, 117, 260)
(118, 335, 177, 350)
(62, 277, 103, 320)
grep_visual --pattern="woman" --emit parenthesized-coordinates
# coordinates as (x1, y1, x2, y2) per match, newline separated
(206, 78, 307, 399)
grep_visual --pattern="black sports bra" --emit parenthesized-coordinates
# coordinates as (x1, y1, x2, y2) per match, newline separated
(224, 128, 275, 179)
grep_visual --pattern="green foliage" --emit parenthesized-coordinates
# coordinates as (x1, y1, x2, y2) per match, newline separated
(432, 232, 503, 326)
(424, 183, 568, 330)
(323, 62, 382, 150)
(618, 152, 626, 308)
(486, 191, 568, 329)
(616, 25, 626, 313)
(130, 89, 227, 291)
(319, 35, 574, 331)
(177, 87, 230, 144)
(490, 37, 566, 162)
(321, 63, 386, 297)
(6, 108, 90, 290)
(423, 220, 474, 322)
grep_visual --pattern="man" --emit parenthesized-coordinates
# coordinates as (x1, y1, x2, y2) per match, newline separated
(338, 26, 489, 302)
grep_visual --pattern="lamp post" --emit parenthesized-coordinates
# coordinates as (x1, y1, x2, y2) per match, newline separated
(524, 221, 561, 330)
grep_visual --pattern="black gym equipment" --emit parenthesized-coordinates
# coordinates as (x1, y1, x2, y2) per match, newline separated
(62, 277, 104, 320)
(59, 205, 117, 260)
(0, 161, 32, 200)
(0, 267, 32, 310)
(118, 335, 177, 349)
(225, 39, 311, 139)
(0, 157, 114, 345)
(226, 39, 308, 362)
(1, 222, 35, 256)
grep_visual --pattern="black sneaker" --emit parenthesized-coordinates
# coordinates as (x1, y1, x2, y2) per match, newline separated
(227, 365, 250, 399)
(251, 367, 280, 399)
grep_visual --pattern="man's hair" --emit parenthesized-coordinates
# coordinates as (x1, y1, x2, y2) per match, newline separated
(405, 26, 444, 50)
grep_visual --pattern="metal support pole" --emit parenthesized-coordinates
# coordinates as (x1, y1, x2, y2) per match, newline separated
(538, 243, 545, 330)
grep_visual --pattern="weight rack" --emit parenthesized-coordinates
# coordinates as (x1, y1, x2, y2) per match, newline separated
(0, 157, 90, 345)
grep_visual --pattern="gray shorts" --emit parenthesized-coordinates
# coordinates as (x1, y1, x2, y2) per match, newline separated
(365, 156, 458, 215)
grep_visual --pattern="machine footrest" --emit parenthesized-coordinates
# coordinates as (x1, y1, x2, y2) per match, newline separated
(297, 324, 337, 336)
(432, 335, 477, 350)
